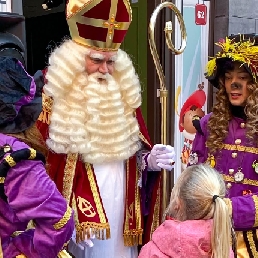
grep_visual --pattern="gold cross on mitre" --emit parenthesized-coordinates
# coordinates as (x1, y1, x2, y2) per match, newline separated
(66, 0, 132, 51)
(103, 14, 121, 39)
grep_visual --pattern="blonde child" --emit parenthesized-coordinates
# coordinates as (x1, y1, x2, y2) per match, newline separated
(139, 164, 235, 258)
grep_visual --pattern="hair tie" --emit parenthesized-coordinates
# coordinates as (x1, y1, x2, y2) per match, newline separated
(213, 195, 219, 202)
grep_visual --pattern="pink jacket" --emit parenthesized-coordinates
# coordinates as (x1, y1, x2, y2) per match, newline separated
(139, 219, 234, 258)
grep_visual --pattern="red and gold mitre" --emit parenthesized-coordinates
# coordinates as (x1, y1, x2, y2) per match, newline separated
(66, 0, 132, 51)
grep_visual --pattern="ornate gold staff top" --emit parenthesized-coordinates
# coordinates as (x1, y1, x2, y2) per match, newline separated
(149, 1, 187, 214)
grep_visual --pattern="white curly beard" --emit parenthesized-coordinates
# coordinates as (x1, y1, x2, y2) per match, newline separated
(44, 42, 142, 164)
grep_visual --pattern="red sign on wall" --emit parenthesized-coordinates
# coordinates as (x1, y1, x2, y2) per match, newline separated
(195, 4, 207, 25)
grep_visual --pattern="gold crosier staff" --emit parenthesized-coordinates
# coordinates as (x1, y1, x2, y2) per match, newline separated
(149, 2, 187, 213)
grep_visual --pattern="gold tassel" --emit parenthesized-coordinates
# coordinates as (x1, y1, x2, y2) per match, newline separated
(76, 223, 111, 243)
(139, 233, 142, 245)
(123, 229, 143, 246)
(106, 227, 111, 239)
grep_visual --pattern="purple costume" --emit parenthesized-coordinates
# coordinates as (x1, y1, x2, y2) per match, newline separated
(191, 113, 258, 256)
(0, 134, 74, 257)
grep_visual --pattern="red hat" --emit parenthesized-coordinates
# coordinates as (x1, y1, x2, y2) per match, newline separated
(66, 0, 132, 51)
(179, 88, 206, 132)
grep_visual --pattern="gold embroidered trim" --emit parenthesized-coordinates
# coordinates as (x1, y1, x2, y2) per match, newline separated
(12, 231, 23, 237)
(223, 198, 233, 218)
(247, 231, 258, 256)
(0, 177, 4, 184)
(15, 254, 26, 258)
(222, 174, 258, 187)
(63, 154, 78, 202)
(28, 148, 36, 160)
(5, 155, 16, 167)
(57, 249, 72, 258)
(38, 93, 53, 125)
(252, 195, 258, 227)
(151, 180, 161, 237)
(72, 193, 80, 226)
(139, 132, 152, 148)
(123, 159, 143, 246)
(223, 144, 258, 155)
(125, 160, 130, 231)
(53, 205, 72, 230)
(135, 160, 142, 243)
(38, 110, 50, 125)
(85, 163, 107, 224)
(42, 93, 53, 113)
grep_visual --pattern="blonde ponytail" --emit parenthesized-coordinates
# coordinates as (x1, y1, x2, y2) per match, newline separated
(167, 164, 233, 258)
(211, 197, 232, 258)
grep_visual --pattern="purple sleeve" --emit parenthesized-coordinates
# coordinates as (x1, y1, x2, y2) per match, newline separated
(141, 152, 160, 216)
(190, 131, 207, 164)
(230, 194, 258, 231)
(189, 115, 211, 165)
(4, 160, 74, 258)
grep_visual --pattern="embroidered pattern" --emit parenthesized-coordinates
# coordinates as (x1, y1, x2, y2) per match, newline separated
(77, 196, 96, 218)
(53, 205, 72, 230)
(223, 144, 258, 155)
(141, 152, 148, 172)
(252, 195, 258, 227)
(42, 92, 53, 113)
(38, 93, 53, 125)
(246, 230, 258, 256)
(63, 153, 78, 202)
(138, 152, 148, 187)
(151, 180, 161, 237)
(222, 174, 258, 187)
(86, 163, 107, 224)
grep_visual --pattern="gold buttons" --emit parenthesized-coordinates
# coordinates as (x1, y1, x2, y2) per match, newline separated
(235, 139, 241, 145)
(232, 152, 237, 158)
(240, 123, 245, 129)
(229, 169, 234, 175)
(227, 183, 232, 189)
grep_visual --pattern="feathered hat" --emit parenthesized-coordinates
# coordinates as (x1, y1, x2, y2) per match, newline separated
(205, 33, 258, 87)
(66, 0, 132, 51)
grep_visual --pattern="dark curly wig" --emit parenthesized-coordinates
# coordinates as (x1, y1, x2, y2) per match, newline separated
(206, 78, 258, 155)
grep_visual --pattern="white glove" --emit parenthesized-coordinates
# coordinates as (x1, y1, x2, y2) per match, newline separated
(71, 229, 95, 250)
(147, 144, 175, 171)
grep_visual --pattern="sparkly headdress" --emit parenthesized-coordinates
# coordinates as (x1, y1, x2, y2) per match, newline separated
(205, 34, 258, 85)
(66, 0, 132, 51)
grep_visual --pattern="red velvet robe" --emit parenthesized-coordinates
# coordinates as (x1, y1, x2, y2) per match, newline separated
(37, 93, 162, 246)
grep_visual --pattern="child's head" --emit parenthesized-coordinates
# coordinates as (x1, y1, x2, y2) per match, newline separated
(168, 164, 226, 220)
(167, 164, 233, 258)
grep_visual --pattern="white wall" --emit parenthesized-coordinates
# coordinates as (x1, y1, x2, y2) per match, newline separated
(173, 0, 210, 182)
